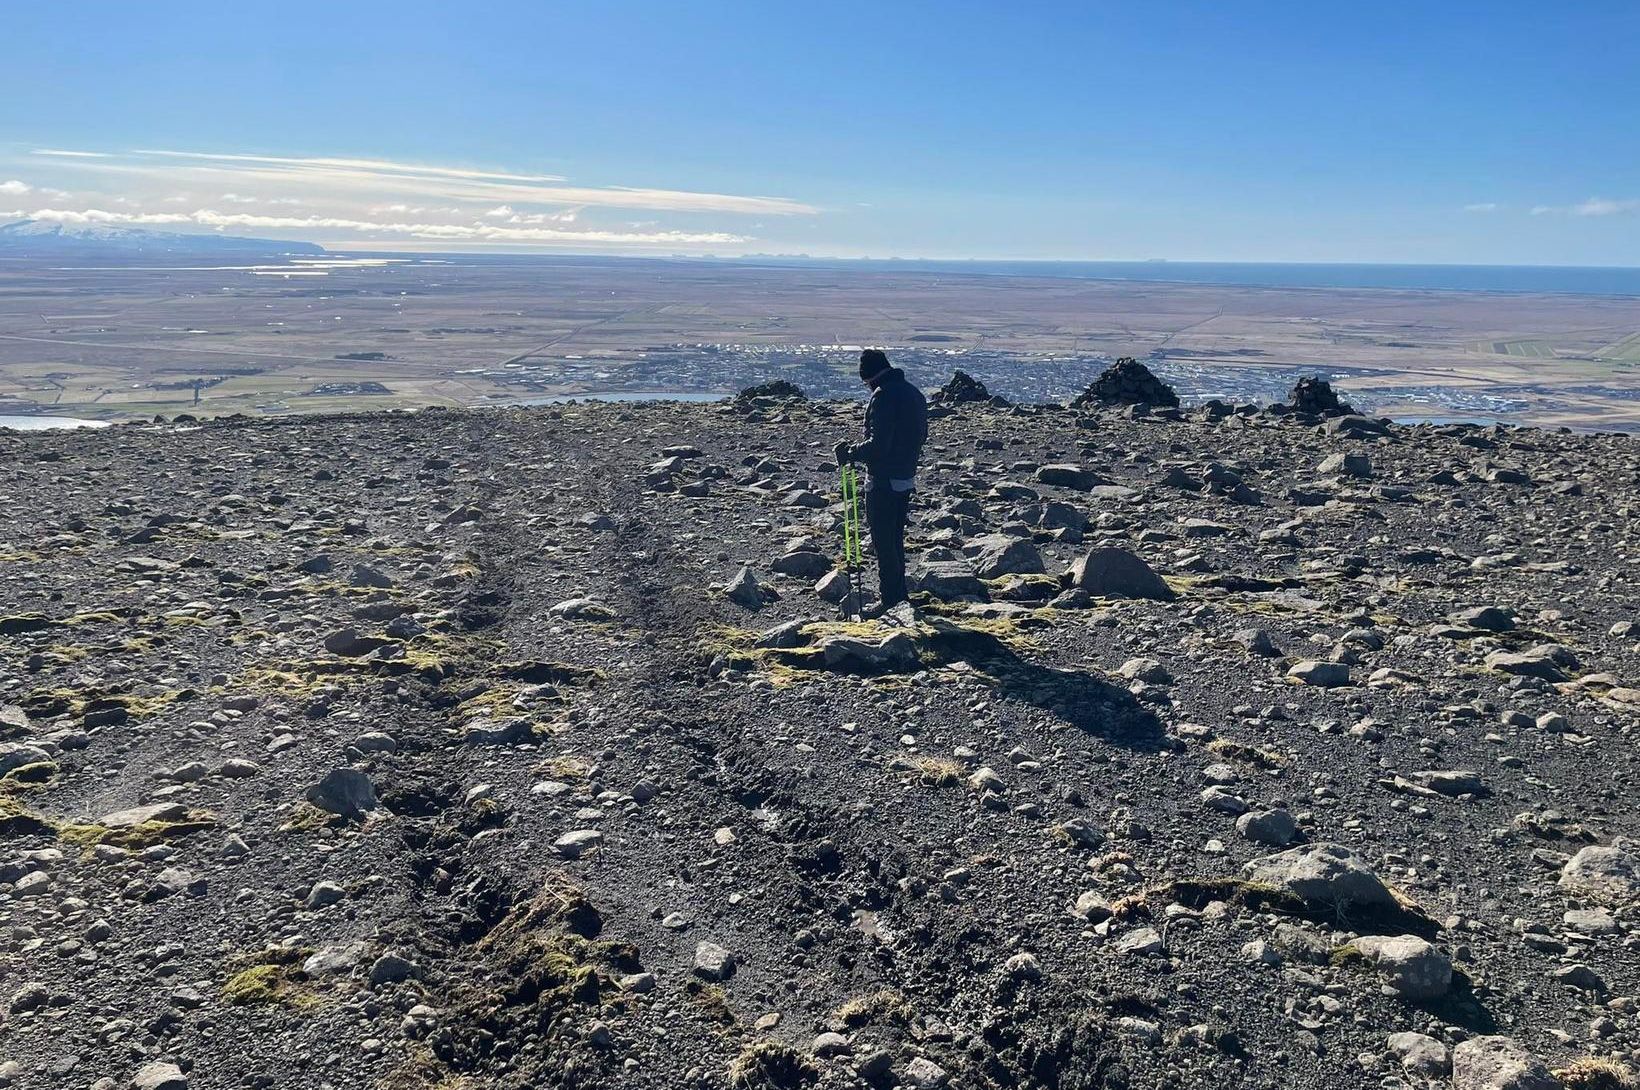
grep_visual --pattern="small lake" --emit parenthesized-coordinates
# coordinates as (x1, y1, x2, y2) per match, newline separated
(0, 414, 110, 431)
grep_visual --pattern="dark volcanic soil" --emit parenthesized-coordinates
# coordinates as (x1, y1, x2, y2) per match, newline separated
(1, 396, 1638, 1090)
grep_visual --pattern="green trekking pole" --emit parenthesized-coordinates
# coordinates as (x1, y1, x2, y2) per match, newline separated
(839, 463, 864, 622)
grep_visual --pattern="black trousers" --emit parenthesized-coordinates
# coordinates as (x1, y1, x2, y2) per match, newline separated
(865, 486, 912, 607)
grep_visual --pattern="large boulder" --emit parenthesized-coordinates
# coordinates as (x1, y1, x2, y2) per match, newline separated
(1485, 644, 1578, 681)
(1071, 357, 1179, 408)
(1450, 1036, 1556, 1090)
(306, 767, 378, 820)
(968, 534, 1045, 578)
(819, 631, 919, 673)
(1241, 843, 1396, 911)
(914, 560, 988, 601)
(1064, 547, 1173, 601)
(1034, 464, 1104, 490)
(1559, 845, 1640, 903)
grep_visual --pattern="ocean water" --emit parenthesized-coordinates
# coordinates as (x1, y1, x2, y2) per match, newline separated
(735, 258, 1640, 297)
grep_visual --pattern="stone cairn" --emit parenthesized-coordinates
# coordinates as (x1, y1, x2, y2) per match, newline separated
(930, 370, 1008, 407)
(1070, 357, 1180, 408)
(734, 380, 807, 403)
(1286, 376, 1355, 417)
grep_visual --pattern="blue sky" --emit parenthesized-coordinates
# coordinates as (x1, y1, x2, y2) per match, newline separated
(2, 1, 1637, 263)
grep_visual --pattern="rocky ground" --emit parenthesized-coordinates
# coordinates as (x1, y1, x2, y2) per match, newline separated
(2, 386, 1639, 1090)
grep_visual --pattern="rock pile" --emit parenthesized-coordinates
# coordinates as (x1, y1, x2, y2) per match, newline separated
(1070, 356, 1180, 408)
(1284, 375, 1356, 416)
(930, 370, 1008, 407)
(734, 379, 806, 402)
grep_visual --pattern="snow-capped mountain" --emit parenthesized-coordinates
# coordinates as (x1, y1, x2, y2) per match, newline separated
(0, 219, 325, 255)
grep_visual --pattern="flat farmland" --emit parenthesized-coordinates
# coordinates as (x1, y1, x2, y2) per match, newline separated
(2, 253, 1639, 429)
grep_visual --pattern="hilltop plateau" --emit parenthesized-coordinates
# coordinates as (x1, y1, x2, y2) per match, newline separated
(1, 382, 1638, 1090)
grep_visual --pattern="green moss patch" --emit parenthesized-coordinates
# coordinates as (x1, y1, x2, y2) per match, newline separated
(60, 810, 216, 849)
(222, 946, 321, 1008)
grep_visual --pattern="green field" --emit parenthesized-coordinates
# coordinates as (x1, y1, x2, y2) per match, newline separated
(1595, 331, 1640, 361)
(1470, 338, 1560, 358)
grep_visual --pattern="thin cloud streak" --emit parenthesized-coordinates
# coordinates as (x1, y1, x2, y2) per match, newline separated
(133, 149, 569, 184)
(32, 148, 818, 215)
(24, 206, 748, 246)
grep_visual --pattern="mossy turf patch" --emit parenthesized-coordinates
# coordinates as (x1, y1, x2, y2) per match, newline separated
(60, 810, 216, 849)
(222, 946, 321, 1009)
(728, 1040, 816, 1089)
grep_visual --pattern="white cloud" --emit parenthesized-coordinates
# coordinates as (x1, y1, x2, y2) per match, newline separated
(1571, 197, 1640, 217)
(0, 180, 30, 195)
(134, 149, 568, 184)
(8, 146, 818, 251)
(1529, 197, 1640, 217)
(25, 206, 748, 246)
(31, 147, 819, 216)
(1462, 202, 1498, 213)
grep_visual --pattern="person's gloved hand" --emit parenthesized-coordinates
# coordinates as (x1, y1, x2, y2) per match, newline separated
(833, 440, 854, 465)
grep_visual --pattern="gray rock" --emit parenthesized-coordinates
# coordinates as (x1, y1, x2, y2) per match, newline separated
(1241, 843, 1396, 911)
(692, 941, 735, 980)
(1236, 808, 1299, 846)
(722, 566, 770, 609)
(902, 1057, 950, 1089)
(1115, 927, 1164, 955)
(772, 549, 832, 579)
(1559, 845, 1640, 903)
(98, 802, 189, 829)
(131, 1063, 189, 1090)
(1485, 644, 1578, 681)
(1450, 1036, 1556, 1090)
(968, 533, 1045, 578)
(303, 943, 365, 977)
(812, 1031, 852, 1057)
(554, 829, 605, 859)
(913, 559, 988, 600)
(0, 743, 51, 777)
(1065, 547, 1174, 601)
(1034, 464, 1103, 490)
(1452, 606, 1515, 631)
(1387, 1031, 1449, 1076)
(1319, 451, 1372, 477)
(819, 631, 918, 673)
(306, 880, 346, 908)
(1287, 660, 1350, 687)
(1353, 934, 1452, 999)
(1235, 628, 1280, 657)
(369, 952, 419, 987)
(306, 767, 377, 819)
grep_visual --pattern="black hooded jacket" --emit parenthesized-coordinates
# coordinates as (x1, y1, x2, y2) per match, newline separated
(853, 367, 928, 485)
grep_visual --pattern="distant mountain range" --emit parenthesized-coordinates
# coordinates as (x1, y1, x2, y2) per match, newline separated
(0, 219, 325, 256)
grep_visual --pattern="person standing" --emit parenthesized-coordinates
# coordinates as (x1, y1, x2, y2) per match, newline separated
(834, 349, 927, 613)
